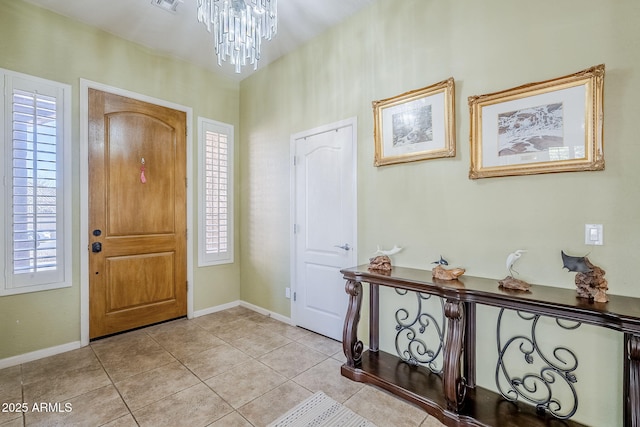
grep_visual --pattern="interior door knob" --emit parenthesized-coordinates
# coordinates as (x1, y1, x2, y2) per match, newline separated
(334, 243, 351, 251)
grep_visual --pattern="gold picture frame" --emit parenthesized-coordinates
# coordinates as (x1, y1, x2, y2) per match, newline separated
(468, 64, 605, 179)
(373, 78, 456, 166)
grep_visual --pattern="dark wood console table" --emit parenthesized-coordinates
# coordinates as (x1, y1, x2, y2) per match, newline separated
(340, 265, 640, 427)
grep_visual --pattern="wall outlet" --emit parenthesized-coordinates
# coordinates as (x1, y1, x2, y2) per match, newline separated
(285, 287, 291, 299)
(585, 224, 603, 245)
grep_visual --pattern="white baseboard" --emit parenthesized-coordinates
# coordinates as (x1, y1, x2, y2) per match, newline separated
(239, 300, 293, 325)
(192, 300, 241, 318)
(193, 299, 292, 325)
(1, 300, 292, 369)
(0, 341, 81, 370)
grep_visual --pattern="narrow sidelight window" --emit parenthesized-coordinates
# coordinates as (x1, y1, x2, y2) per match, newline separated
(197, 117, 234, 266)
(1, 69, 71, 295)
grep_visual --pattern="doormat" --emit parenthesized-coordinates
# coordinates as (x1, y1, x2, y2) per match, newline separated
(268, 391, 377, 427)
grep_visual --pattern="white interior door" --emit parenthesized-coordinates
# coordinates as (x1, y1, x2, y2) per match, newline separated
(291, 118, 357, 341)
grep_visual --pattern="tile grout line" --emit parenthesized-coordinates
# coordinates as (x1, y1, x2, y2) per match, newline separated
(8, 309, 362, 427)
(141, 318, 297, 426)
(88, 344, 140, 426)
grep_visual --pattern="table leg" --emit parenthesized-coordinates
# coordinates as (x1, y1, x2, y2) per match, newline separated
(464, 301, 476, 388)
(370, 283, 379, 352)
(343, 279, 364, 367)
(443, 299, 466, 411)
(625, 333, 640, 427)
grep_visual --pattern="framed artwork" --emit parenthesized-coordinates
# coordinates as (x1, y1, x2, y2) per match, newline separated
(468, 64, 605, 179)
(373, 78, 456, 166)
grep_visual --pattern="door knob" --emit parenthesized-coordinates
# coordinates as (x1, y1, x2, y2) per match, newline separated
(334, 243, 351, 251)
(91, 242, 102, 253)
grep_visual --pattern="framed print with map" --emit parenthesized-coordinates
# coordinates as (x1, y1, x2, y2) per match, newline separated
(468, 64, 605, 179)
(373, 78, 455, 166)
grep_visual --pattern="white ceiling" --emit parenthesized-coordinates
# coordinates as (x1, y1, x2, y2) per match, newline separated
(22, 0, 376, 81)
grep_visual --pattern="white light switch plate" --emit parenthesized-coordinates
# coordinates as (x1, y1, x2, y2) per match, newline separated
(585, 224, 603, 245)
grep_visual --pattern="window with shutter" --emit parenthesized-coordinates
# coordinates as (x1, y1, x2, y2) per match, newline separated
(197, 117, 234, 266)
(1, 69, 71, 295)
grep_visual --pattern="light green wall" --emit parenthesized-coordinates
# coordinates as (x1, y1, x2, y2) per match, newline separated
(2, 0, 638, 424)
(239, 1, 640, 425)
(0, 0, 241, 358)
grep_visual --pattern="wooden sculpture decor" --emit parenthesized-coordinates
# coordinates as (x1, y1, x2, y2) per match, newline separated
(368, 255, 392, 272)
(432, 265, 465, 281)
(562, 251, 608, 303)
(430, 256, 465, 281)
(368, 245, 403, 272)
(499, 249, 531, 291)
(498, 276, 531, 291)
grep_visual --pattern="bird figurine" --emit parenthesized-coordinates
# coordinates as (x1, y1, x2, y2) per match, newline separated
(374, 245, 403, 256)
(506, 250, 527, 277)
(431, 256, 449, 266)
(499, 250, 531, 291)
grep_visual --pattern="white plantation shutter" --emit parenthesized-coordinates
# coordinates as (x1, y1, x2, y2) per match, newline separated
(198, 117, 234, 266)
(1, 70, 71, 294)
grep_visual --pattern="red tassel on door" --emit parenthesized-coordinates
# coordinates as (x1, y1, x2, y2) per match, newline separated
(140, 157, 147, 184)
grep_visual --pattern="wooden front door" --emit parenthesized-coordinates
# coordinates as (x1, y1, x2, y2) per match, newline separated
(88, 89, 187, 339)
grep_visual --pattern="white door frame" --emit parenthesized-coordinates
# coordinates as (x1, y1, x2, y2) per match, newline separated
(289, 117, 358, 329)
(79, 79, 194, 346)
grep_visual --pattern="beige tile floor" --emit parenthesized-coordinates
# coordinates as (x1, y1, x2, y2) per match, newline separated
(0, 306, 445, 427)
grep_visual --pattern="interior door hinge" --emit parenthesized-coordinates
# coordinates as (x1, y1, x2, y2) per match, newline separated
(292, 156, 297, 166)
(186, 281, 189, 291)
(293, 292, 297, 302)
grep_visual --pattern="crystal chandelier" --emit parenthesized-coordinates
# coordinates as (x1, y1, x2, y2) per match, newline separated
(197, 0, 278, 73)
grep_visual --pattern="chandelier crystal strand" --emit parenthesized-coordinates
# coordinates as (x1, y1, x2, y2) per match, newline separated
(197, 0, 277, 73)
